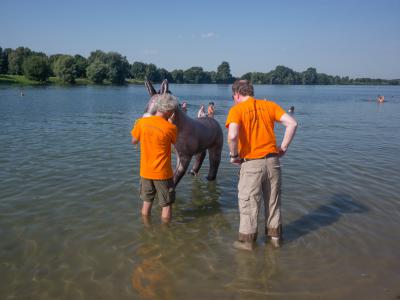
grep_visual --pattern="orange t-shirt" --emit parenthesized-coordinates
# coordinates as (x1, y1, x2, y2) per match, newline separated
(131, 116, 177, 180)
(225, 97, 285, 159)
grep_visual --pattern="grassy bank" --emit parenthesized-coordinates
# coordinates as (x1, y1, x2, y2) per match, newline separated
(0, 74, 145, 86)
(0, 74, 46, 85)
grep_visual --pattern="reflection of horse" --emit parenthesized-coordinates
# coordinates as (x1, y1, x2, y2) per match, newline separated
(144, 80, 223, 188)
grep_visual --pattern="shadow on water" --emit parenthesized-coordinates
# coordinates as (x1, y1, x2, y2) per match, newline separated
(284, 193, 369, 242)
(177, 179, 222, 220)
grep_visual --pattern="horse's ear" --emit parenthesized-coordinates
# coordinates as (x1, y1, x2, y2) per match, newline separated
(160, 79, 169, 94)
(145, 80, 157, 96)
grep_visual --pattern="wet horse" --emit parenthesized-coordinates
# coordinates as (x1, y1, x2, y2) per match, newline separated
(144, 79, 223, 188)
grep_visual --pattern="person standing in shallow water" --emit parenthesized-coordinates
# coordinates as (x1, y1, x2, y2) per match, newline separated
(226, 80, 298, 250)
(207, 102, 215, 118)
(197, 105, 207, 118)
(131, 94, 178, 222)
(181, 101, 188, 113)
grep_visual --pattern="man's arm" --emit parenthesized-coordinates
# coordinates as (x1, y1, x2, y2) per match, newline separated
(227, 122, 241, 165)
(132, 136, 139, 145)
(278, 113, 298, 156)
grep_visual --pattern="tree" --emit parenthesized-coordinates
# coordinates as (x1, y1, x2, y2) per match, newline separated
(145, 63, 159, 82)
(157, 68, 172, 82)
(215, 61, 233, 83)
(0, 47, 8, 74)
(105, 52, 129, 84)
(88, 50, 107, 65)
(241, 72, 252, 81)
(131, 62, 147, 80)
(208, 71, 217, 83)
(53, 55, 77, 83)
(170, 69, 183, 83)
(251, 72, 270, 84)
(302, 67, 317, 85)
(22, 55, 51, 82)
(74, 54, 88, 78)
(1, 48, 11, 74)
(270, 65, 297, 84)
(87, 60, 108, 83)
(183, 66, 207, 83)
(7, 47, 32, 75)
(48, 54, 64, 76)
(316, 73, 332, 85)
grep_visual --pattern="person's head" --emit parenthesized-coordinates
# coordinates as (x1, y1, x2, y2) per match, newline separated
(232, 80, 254, 103)
(182, 101, 187, 108)
(155, 94, 179, 119)
(209, 102, 214, 106)
(289, 106, 295, 112)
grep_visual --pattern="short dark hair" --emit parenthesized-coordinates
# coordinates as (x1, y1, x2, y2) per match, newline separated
(232, 80, 254, 96)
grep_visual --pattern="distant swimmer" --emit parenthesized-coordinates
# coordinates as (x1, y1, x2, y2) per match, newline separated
(377, 95, 384, 103)
(20, 91, 24, 96)
(181, 101, 188, 113)
(288, 106, 295, 113)
(207, 102, 215, 118)
(197, 105, 207, 118)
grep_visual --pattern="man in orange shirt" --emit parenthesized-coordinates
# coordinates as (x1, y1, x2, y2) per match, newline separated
(132, 93, 178, 222)
(226, 80, 297, 250)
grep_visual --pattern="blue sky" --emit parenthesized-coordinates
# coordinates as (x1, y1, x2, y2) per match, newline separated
(1, 0, 399, 78)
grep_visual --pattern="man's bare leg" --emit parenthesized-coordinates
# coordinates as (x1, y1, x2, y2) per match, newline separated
(161, 205, 172, 223)
(141, 201, 152, 216)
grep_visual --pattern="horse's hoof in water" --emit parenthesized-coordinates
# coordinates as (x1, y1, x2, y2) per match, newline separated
(189, 170, 199, 176)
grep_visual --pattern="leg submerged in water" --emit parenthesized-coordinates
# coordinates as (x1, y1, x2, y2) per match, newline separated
(173, 155, 192, 187)
(190, 151, 206, 176)
(206, 144, 222, 181)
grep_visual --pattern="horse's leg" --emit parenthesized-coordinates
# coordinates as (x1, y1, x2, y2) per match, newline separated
(206, 143, 222, 181)
(189, 151, 206, 176)
(173, 155, 192, 187)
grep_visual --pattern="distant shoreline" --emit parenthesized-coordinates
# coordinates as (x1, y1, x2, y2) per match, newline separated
(1, 74, 398, 87)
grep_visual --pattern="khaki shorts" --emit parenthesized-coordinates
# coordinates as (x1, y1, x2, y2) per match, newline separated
(140, 177, 175, 207)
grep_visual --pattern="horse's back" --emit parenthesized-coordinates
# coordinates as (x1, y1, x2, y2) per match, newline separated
(194, 117, 223, 148)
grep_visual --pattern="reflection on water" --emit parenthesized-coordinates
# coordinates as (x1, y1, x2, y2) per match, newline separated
(1, 85, 400, 300)
(132, 226, 175, 300)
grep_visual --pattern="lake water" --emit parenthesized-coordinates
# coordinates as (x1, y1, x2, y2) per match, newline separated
(1, 84, 400, 300)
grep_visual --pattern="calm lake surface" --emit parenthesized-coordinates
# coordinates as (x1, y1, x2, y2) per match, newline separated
(1, 84, 400, 300)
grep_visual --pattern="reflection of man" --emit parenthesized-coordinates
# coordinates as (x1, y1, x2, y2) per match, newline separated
(131, 94, 178, 222)
(226, 80, 298, 250)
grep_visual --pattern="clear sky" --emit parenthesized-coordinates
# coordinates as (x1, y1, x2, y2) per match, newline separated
(1, 0, 399, 78)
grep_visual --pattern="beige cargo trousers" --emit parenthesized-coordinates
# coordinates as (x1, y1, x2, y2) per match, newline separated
(237, 154, 282, 242)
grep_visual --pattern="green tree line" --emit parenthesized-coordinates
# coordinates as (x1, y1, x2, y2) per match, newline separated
(0, 46, 398, 85)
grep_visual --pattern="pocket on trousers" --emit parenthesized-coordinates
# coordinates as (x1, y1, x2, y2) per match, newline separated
(238, 167, 263, 198)
(238, 197, 251, 215)
(243, 167, 263, 174)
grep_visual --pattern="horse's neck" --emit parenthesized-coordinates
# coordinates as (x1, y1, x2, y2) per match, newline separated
(173, 109, 192, 128)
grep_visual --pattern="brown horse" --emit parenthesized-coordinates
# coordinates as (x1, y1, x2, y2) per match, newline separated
(144, 79, 223, 187)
